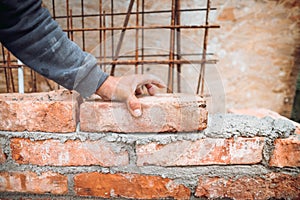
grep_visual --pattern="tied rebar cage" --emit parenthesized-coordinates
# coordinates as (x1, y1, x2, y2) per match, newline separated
(0, 0, 219, 96)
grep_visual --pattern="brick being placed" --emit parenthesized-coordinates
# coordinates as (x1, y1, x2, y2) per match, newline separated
(0, 90, 80, 133)
(80, 93, 207, 133)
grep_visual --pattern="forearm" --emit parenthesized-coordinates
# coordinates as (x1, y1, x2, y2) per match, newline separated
(0, 0, 108, 97)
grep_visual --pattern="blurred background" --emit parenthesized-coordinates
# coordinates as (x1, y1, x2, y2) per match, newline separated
(0, 0, 299, 121)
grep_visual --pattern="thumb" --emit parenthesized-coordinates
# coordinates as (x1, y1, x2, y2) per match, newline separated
(126, 94, 142, 117)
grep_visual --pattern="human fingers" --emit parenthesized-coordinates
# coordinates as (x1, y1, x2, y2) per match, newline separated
(135, 87, 143, 95)
(126, 94, 142, 117)
(135, 74, 166, 89)
(145, 83, 156, 96)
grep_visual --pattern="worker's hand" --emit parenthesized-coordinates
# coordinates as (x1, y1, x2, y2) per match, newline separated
(95, 74, 166, 117)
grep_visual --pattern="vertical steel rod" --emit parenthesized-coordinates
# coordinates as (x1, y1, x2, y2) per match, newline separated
(30, 70, 36, 92)
(110, 0, 135, 76)
(197, 0, 210, 96)
(111, 0, 114, 74)
(52, 0, 56, 19)
(7, 52, 15, 92)
(66, 0, 70, 38)
(135, 0, 139, 74)
(167, 0, 176, 93)
(69, 9, 74, 41)
(103, 11, 107, 72)
(141, 0, 145, 74)
(99, 0, 103, 71)
(176, 0, 181, 92)
(81, 0, 86, 51)
(1, 45, 9, 92)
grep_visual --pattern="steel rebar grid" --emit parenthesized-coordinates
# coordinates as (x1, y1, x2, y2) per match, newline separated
(0, 0, 219, 95)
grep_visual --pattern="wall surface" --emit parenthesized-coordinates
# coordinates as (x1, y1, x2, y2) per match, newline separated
(0, 90, 300, 199)
(210, 0, 300, 117)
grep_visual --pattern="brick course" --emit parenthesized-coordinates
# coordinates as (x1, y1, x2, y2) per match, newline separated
(0, 91, 299, 199)
(74, 172, 190, 199)
(136, 137, 265, 166)
(10, 138, 129, 166)
(195, 173, 300, 200)
(80, 94, 207, 133)
(0, 171, 68, 195)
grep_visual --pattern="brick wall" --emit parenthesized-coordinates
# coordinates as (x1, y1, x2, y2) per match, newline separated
(0, 90, 300, 199)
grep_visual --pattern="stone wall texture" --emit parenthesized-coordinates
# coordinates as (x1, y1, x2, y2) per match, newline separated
(0, 90, 300, 199)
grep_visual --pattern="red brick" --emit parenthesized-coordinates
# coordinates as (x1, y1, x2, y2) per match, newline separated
(269, 136, 300, 167)
(0, 90, 80, 133)
(137, 137, 264, 166)
(0, 171, 68, 194)
(80, 93, 207, 133)
(195, 173, 300, 200)
(74, 172, 190, 199)
(11, 138, 128, 166)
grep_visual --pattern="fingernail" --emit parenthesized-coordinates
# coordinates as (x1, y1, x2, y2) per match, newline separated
(133, 109, 142, 117)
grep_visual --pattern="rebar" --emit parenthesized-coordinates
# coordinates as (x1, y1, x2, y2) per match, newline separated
(81, 0, 86, 51)
(54, 8, 217, 18)
(99, 0, 103, 71)
(135, 0, 139, 74)
(97, 59, 217, 65)
(63, 24, 220, 32)
(110, 0, 135, 76)
(141, 0, 145, 74)
(103, 11, 107, 72)
(175, 0, 181, 92)
(0, 0, 219, 95)
(66, 0, 70, 38)
(197, 0, 211, 96)
(167, 0, 176, 93)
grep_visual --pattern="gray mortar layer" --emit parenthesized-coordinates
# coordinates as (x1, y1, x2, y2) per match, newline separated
(0, 114, 295, 143)
(0, 114, 299, 198)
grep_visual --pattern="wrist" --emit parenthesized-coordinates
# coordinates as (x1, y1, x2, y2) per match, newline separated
(95, 76, 118, 100)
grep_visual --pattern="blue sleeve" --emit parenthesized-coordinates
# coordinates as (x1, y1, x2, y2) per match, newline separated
(0, 0, 108, 97)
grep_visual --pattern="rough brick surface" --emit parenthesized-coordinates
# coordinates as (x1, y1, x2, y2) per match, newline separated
(0, 171, 68, 194)
(0, 90, 80, 133)
(74, 172, 190, 199)
(10, 138, 129, 166)
(269, 135, 300, 167)
(195, 173, 300, 200)
(80, 93, 207, 133)
(137, 137, 264, 166)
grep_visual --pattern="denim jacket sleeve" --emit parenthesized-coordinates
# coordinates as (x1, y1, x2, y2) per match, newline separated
(0, 0, 108, 97)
